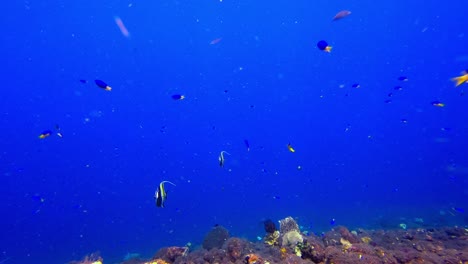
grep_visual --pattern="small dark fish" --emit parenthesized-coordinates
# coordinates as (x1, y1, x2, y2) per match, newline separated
(384, 99, 392, 104)
(154, 181, 176, 208)
(332, 10, 351, 21)
(388, 93, 393, 97)
(394, 86, 403, 91)
(272, 196, 280, 200)
(452, 207, 465, 213)
(244, 139, 250, 151)
(31, 194, 45, 202)
(171, 94, 185, 100)
(38, 130, 53, 139)
(398, 76, 408, 81)
(95, 79, 112, 91)
(401, 119, 408, 124)
(351, 83, 360, 88)
(330, 218, 336, 225)
(317, 40, 332, 52)
(79, 79, 87, 84)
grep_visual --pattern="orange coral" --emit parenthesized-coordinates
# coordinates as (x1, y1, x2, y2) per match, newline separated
(245, 253, 262, 264)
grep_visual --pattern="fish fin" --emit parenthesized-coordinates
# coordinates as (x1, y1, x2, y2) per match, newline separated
(161, 180, 176, 186)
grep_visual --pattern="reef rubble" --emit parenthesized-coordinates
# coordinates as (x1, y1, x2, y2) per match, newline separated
(70, 217, 468, 264)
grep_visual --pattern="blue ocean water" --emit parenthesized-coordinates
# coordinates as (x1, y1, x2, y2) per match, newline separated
(1, 0, 467, 263)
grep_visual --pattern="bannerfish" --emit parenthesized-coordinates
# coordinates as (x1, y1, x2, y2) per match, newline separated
(155, 181, 176, 208)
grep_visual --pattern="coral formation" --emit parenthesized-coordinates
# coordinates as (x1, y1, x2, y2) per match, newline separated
(152, 247, 188, 263)
(202, 225, 230, 250)
(278, 216, 303, 256)
(225, 237, 249, 262)
(282, 230, 303, 248)
(263, 230, 279, 246)
(279, 216, 300, 234)
(68, 252, 103, 264)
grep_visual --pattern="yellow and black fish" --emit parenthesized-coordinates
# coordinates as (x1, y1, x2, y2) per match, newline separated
(218, 151, 230, 167)
(451, 70, 468, 87)
(154, 181, 176, 208)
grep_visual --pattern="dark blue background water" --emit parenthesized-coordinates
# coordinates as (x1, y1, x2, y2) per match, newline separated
(1, 0, 467, 263)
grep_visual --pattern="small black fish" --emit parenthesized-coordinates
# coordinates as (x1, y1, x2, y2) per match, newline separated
(351, 83, 360, 88)
(398, 76, 408, 81)
(171, 94, 185, 100)
(317, 40, 332, 52)
(79, 79, 88, 84)
(394, 86, 403, 91)
(95, 79, 112, 91)
(154, 181, 176, 208)
(244, 139, 250, 151)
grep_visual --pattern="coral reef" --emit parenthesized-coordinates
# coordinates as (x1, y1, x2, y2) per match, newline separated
(202, 225, 230, 250)
(69, 224, 468, 264)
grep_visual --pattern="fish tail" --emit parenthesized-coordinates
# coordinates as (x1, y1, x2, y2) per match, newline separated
(221, 151, 231, 155)
(161, 181, 176, 186)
